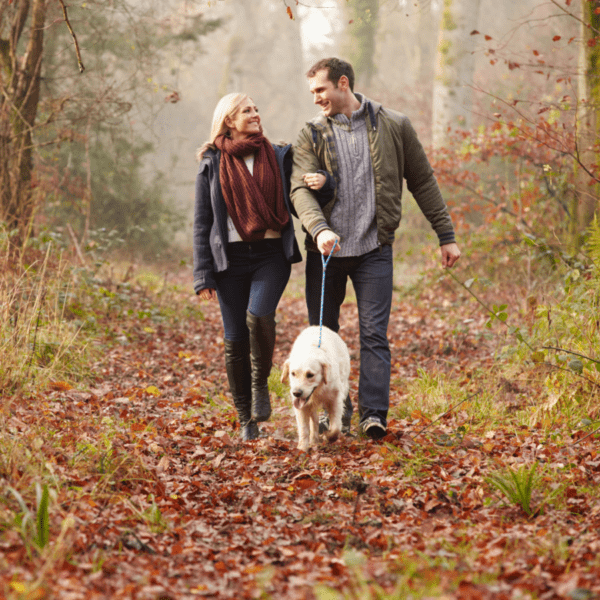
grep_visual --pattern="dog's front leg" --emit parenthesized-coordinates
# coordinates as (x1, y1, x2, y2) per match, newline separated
(295, 408, 311, 452)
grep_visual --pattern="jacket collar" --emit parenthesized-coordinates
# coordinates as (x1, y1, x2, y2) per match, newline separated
(272, 143, 292, 161)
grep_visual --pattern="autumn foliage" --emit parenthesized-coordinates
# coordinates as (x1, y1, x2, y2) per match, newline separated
(1, 256, 600, 599)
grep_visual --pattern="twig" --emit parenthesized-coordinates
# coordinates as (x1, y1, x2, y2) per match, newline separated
(446, 271, 535, 351)
(351, 492, 361, 526)
(58, 0, 85, 73)
(66, 223, 86, 265)
(571, 424, 600, 447)
(469, 85, 600, 184)
(542, 346, 600, 366)
(26, 292, 45, 377)
(541, 361, 600, 390)
(548, 0, 600, 36)
(82, 114, 93, 246)
(413, 390, 481, 439)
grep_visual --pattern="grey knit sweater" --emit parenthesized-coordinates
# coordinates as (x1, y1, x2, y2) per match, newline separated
(329, 96, 378, 257)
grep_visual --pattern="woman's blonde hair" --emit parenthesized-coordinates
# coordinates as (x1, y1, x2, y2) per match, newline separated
(196, 92, 250, 161)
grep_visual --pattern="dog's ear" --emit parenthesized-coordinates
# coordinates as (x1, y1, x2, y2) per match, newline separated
(321, 362, 328, 385)
(281, 360, 289, 384)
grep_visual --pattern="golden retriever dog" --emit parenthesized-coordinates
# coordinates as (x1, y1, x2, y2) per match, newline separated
(281, 326, 350, 451)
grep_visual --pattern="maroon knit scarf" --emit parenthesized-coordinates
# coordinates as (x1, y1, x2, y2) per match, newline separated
(214, 133, 289, 242)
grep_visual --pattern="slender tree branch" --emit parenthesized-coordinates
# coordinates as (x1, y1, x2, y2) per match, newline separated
(541, 361, 600, 389)
(0, 83, 35, 134)
(66, 223, 86, 265)
(571, 424, 600, 446)
(548, 0, 600, 36)
(446, 270, 536, 351)
(58, 0, 85, 73)
(82, 114, 92, 245)
(542, 346, 600, 366)
(472, 85, 600, 184)
(413, 390, 481, 439)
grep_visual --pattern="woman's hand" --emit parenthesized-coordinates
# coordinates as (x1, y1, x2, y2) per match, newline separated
(198, 288, 216, 301)
(303, 172, 326, 190)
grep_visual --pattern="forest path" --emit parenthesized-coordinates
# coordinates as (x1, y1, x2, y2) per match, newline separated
(5, 264, 599, 600)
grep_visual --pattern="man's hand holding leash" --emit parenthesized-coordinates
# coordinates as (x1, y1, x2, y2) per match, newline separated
(316, 230, 341, 257)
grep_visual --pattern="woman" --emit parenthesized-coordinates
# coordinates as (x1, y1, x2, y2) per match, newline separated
(193, 93, 334, 441)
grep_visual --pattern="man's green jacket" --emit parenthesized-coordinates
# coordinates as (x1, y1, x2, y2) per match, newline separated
(290, 95, 456, 252)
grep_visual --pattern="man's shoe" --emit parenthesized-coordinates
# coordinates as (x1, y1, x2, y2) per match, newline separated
(319, 409, 352, 435)
(318, 414, 330, 434)
(359, 417, 386, 440)
(341, 395, 352, 435)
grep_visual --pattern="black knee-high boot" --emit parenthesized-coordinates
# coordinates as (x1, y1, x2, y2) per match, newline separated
(224, 339, 259, 441)
(246, 311, 276, 423)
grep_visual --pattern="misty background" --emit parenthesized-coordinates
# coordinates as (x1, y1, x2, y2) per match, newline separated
(140, 0, 576, 251)
(4, 0, 586, 259)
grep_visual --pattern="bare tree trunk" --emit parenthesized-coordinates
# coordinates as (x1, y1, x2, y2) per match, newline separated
(0, 0, 46, 242)
(432, 0, 481, 148)
(342, 0, 380, 89)
(572, 0, 600, 241)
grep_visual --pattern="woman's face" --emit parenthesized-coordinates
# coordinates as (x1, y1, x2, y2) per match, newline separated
(226, 98, 261, 140)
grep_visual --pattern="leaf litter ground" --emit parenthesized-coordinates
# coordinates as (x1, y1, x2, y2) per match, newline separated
(2, 265, 600, 600)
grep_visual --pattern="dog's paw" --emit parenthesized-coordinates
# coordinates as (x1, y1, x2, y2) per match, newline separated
(325, 429, 340, 443)
(297, 440, 310, 452)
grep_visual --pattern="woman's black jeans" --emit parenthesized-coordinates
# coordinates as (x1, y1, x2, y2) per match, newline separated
(214, 239, 291, 341)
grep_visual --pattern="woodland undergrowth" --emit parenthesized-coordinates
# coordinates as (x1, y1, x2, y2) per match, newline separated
(1, 215, 599, 599)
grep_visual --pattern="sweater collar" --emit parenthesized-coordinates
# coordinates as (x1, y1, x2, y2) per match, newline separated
(332, 93, 368, 126)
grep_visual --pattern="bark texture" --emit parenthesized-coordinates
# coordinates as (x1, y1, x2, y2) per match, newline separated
(0, 0, 46, 236)
(432, 0, 481, 147)
(573, 0, 600, 236)
(342, 0, 380, 89)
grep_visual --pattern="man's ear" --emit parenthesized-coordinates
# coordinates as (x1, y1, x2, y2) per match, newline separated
(338, 75, 350, 91)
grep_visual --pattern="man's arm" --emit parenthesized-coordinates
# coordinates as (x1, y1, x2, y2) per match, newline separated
(396, 116, 460, 266)
(398, 117, 455, 242)
(290, 127, 335, 246)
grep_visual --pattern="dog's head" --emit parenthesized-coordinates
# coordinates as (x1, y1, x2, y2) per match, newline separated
(281, 356, 328, 410)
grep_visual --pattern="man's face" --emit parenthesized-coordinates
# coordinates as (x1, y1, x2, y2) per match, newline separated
(308, 69, 346, 118)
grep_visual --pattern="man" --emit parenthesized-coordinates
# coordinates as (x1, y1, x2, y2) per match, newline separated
(291, 57, 460, 440)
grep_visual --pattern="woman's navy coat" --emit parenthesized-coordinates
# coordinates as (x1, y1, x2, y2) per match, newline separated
(193, 143, 334, 294)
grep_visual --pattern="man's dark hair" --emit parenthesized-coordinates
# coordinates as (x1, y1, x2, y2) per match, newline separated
(306, 58, 355, 92)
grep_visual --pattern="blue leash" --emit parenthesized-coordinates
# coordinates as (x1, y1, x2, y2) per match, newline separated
(318, 239, 337, 348)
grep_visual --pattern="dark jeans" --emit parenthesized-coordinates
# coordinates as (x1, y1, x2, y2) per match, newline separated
(305, 245, 393, 427)
(215, 239, 291, 341)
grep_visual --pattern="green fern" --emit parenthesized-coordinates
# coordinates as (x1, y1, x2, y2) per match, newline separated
(486, 462, 540, 516)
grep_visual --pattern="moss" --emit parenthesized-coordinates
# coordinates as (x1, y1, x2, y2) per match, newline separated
(345, 0, 380, 87)
(442, 0, 457, 30)
(441, 9, 457, 32)
(588, 2, 600, 109)
(439, 39, 452, 57)
(437, 39, 455, 68)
